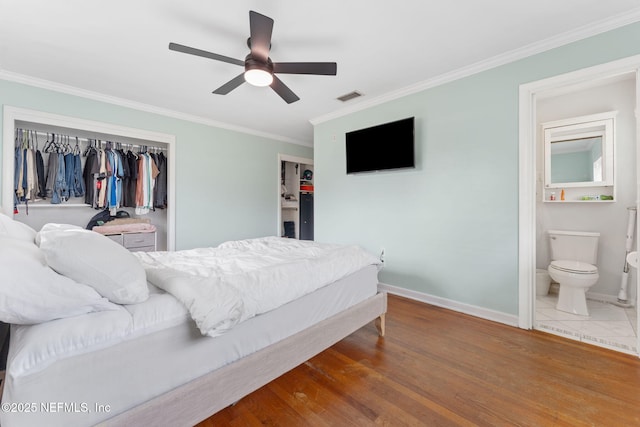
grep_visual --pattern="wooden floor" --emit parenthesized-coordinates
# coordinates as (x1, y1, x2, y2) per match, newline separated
(197, 295, 640, 426)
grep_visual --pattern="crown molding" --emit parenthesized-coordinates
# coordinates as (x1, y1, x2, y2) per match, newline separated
(311, 8, 640, 125)
(0, 69, 311, 147)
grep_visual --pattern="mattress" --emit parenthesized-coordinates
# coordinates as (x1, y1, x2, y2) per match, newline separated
(1, 265, 378, 427)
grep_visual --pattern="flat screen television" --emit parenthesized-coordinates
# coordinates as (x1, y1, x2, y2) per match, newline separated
(345, 117, 415, 174)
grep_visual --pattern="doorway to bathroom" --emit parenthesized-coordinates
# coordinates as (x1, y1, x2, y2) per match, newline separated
(519, 56, 640, 357)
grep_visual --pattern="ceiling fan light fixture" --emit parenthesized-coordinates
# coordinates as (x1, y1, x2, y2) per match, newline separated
(244, 68, 273, 87)
(170, 11, 336, 103)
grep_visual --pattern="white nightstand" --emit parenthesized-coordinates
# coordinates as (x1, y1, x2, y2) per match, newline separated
(105, 231, 157, 252)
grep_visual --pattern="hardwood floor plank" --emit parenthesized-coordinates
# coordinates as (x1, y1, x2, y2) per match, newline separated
(198, 295, 640, 426)
(338, 333, 570, 426)
(269, 361, 376, 426)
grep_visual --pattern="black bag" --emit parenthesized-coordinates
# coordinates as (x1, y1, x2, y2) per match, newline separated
(86, 209, 131, 229)
(86, 209, 112, 229)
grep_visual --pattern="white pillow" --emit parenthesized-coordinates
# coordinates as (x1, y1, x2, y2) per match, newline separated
(36, 223, 149, 304)
(0, 238, 117, 324)
(0, 212, 36, 242)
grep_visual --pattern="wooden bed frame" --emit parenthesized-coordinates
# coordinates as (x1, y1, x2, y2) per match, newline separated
(100, 291, 387, 426)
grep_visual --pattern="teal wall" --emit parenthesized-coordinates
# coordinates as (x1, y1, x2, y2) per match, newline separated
(0, 80, 312, 249)
(314, 22, 640, 316)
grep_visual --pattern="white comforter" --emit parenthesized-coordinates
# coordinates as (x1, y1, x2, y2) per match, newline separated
(134, 237, 381, 337)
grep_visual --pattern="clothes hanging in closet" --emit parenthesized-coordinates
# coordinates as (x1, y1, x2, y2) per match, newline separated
(64, 138, 85, 199)
(116, 148, 130, 206)
(15, 130, 168, 213)
(44, 148, 57, 202)
(54, 151, 68, 204)
(122, 150, 138, 208)
(135, 152, 160, 215)
(105, 146, 124, 214)
(35, 149, 46, 199)
(13, 130, 44, 210)
(154, 152, 168, 209)
(83, 142, 101, 207)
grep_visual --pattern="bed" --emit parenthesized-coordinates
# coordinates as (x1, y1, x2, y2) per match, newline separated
(0, 215, 386, 427)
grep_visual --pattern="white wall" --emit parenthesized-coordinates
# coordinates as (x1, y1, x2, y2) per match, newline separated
(536, 77, 637, 301)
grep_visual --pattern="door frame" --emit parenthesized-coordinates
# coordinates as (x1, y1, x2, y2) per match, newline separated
(276, 153, 313, 238)
(519, 55, 640, 357)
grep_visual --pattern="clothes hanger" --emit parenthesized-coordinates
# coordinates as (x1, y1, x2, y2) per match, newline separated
(43, 133, 52, 153)
(83, 139, 93, 156)
(64, 135, 71, 154)
(47, 133, 59, 153)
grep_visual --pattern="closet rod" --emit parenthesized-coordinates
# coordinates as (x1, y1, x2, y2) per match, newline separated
(14, 128, 167, 151)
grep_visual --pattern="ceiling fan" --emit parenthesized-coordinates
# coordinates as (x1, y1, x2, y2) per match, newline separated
(169, 10, 337, 104)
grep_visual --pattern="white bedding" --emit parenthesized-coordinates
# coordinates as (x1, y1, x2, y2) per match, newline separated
(8, 286, 188, 378)
(2, 236, 382, 426)
(2, 266, 379, 427)
(135, 236, 382, 337)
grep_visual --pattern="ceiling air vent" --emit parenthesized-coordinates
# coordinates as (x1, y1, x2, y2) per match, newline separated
(337, 91, 363, 102)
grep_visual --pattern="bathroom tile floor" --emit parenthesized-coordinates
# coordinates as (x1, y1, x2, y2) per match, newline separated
(535, 293, 638, 356)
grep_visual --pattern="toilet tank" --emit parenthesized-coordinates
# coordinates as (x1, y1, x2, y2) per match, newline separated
(548, 230, 600, 264)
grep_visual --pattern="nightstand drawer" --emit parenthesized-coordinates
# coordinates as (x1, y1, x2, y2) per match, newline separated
(105, 234, 124, 245)
(127, 245, 156, 253)
(123, 232, 156, 249)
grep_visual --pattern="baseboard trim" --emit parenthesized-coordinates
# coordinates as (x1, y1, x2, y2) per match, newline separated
(378, 282, 519, 327)
(587, 291, 636, 307)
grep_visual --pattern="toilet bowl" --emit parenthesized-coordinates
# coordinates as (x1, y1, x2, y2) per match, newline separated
(547, 230, 600, 316)
(548, 260, 598, 316)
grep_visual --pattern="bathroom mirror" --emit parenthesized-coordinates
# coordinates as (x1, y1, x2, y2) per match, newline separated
(543, 112, 616, 189)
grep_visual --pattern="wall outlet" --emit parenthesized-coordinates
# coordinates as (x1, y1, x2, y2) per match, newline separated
(380, 248, 385, 264)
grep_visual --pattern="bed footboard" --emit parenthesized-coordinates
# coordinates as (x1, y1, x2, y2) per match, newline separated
(99, 291, 387, 427)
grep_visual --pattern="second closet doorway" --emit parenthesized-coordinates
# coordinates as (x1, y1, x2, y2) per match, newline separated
(278, 154, 313, 240)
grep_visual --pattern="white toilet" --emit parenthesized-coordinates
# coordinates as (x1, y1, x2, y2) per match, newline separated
(547, 230, 600, 316)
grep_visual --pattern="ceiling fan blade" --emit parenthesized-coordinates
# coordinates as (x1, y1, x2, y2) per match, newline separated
(169, 42, 244, 67)
(213, 73, 246, 95)
(273, 62, 337, 75)
(249, 10, 273, 62)
(270, 76, 300, 104)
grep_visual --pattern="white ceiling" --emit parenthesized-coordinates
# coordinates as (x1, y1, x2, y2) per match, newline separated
(2, 1, 640, 146)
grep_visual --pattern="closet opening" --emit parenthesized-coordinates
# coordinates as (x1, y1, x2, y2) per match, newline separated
(2, 107, 176, 251)
(277, 154, 314, 240)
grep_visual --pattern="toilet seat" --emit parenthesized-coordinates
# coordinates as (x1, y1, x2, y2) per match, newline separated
(550, 260, 598, 275)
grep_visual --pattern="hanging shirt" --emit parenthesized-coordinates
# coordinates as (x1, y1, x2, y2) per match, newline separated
(154, 152, 168, 209)
(98, 149, 107, 208)
(135, 154, 147, 215)
(64, 153, 76, 198)
(14, 147, 24, 200)
(36, 149, 46, 199)
(72, 152, 85, 198)
(123, 150, 138, 207)
(44, 150, 58, 200)
(106, 149, 124, 214)
(135, 153, 160, 215)
(25, 148, 37, 201)
(52, 152, 67, 204)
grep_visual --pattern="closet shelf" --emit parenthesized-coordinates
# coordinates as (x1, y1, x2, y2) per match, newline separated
(16, 203, 90, 208)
